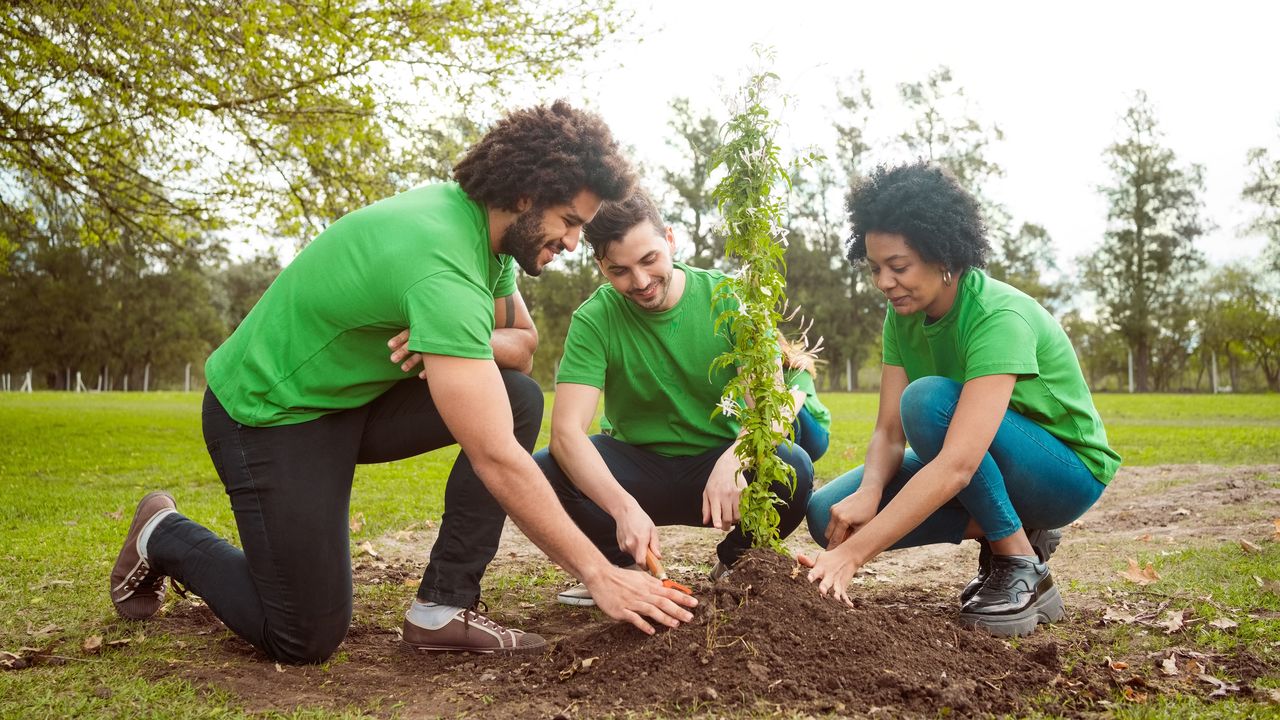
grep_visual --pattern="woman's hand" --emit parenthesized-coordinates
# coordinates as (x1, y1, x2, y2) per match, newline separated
(797, 546, 861, 607)
(824, 488, 881, 549)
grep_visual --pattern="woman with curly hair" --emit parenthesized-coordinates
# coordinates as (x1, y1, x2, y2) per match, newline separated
(800, 161, 1120, 637)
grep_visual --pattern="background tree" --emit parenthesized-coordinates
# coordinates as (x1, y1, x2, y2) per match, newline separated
(986, 222, 1068, 311)
(520, 252, 607, 388)
(1201, 263, 1280, 392)
(2, 0, 623, 250)
(1083, 91, 1207, 392)
(661, 98, 724, 268)
(1242, 117, 1280, 274)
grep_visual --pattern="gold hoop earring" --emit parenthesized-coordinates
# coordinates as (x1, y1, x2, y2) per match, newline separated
(942, 269, 953, 287)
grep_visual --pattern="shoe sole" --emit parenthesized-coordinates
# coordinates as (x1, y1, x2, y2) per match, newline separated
(401, 640, 546, 655)
(957, 584, 1065, 637)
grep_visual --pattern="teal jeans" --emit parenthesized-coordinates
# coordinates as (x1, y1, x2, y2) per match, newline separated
(807, 376, 1105, 549)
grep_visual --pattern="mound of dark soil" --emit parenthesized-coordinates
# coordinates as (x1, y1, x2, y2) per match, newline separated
(480, 549, 1058, 717)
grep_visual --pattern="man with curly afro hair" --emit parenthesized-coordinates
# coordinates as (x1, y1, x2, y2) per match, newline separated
(802, 161, 1120, 640)
(110, 101, 697, 664)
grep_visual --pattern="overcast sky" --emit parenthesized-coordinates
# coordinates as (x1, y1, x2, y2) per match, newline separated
(526, 0, 1278, 276)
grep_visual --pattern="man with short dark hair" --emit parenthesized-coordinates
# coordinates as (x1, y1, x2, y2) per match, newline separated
(109, 102, 697, 662)
(533, 189, 815, 606)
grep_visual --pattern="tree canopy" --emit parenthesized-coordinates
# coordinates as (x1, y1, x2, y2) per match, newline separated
(1, 0, 621, 251)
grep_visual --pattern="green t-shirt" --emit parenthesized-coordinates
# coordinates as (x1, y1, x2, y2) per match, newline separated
(882, 270, 1121, 484)
(557, 263, 738, 457)
(206, 182, 515, 427)
(784, 368, 831, 433)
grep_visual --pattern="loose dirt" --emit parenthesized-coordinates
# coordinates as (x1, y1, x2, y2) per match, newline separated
(138, 464, 1279, 718)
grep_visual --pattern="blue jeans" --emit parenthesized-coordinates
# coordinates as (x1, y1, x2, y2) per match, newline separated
(807, 376, 1104, 549)
(792, 407, 829, 462)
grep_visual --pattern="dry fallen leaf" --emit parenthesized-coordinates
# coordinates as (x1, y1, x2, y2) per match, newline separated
(1172, 508, 1191, 517)
(401, 577, 417, 587)
(1186, 660, 1206, 676)
(1160, 656, 1179, 676)
(275, 662, 285, 673)
(1273, 519, 1280, 542)
(357, 541, 380, 559)
(1120, 558, 1160, 585)
(1209, 617, 1239, 631)
(789, 564, 802, 579)
(1240, 539, 1262, 554)
(1103, 607, 1138, 624)
(26, 623, 60, 638)
(105, 638, 131, 648)
(1162, 609, 1187, 634)
(349, 512, 364, 534)
(104, 509, 124, 521)
(1135, 533, 1152, 542)
(1122, 686, 1148, 703)
(1267, 687, 1280, 704)
(82, 635, 103, 655)
(1069, 520, 1085, 529)
(1105, 656, 1129, 671)
(580, 656, 598, 669)
(1197, 673, 1242, 698)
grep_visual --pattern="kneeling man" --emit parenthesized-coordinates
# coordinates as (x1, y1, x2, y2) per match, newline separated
(535, 190, 814, 605)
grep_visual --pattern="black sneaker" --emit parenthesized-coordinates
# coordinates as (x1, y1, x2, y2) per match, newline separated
(959, 539, 992, 604)
(958, 555, 1064, 637)
(960, 528, 1062, 605)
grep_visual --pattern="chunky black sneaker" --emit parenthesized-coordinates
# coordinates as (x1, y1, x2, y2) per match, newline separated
(960, 528, 1062, 605)
(959, 539, 992, 604)
(958, 555, 1064, 637)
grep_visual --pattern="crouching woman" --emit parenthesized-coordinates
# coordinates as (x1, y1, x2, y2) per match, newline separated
(801, 161, 1121, 637)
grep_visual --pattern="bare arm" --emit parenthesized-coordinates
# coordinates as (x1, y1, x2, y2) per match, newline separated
(820, 364, 909, 549)
(490, 290, 537, 375)
(550, 383, 660, 563)
(803, 372, 1018, 604)
(420, 354, 696, 631)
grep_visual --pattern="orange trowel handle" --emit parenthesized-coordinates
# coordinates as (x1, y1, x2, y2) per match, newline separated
(645, 549, 693, 595)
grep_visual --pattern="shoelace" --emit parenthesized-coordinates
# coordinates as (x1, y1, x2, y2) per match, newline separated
(461, 600, 506, 633)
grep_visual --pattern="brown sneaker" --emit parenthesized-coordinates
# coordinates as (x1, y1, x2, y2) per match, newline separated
(401, 608, 547, 654)
(109, 491, 176, 620)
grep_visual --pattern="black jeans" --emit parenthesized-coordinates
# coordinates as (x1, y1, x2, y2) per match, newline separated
(146, 371, 543, 664)
(534, 434, 814, 568)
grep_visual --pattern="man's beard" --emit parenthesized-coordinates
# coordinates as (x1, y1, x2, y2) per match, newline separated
(500, 207, 555, 276)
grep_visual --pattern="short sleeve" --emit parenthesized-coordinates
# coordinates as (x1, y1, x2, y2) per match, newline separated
(492, 255, 517, 298)
(402, 272, 494, 359)
(556, 311, 608, 389)
(963, 310, 1039, 381)
(881, 309, 903, 367)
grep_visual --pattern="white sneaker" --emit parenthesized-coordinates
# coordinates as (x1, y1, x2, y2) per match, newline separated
(556, 563, 645, 607)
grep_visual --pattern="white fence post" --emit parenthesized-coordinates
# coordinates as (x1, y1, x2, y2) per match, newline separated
(143, 363, 150, 392)
(20, 369, 33, 393)
(185, 363, 192, 392)
(1127, 349, 1134, 393)
(124, 375, 129, 392)
(845, 358, 853, 392)
(75, 372, 86, 392)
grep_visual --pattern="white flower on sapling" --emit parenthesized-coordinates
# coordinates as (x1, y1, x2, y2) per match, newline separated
(716, 395, 741, 418)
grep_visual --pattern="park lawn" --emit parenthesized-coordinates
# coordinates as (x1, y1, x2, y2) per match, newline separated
(1, 390, 1278, 717)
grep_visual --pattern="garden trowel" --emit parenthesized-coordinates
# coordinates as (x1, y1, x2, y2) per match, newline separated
(645, 549, 693, 595)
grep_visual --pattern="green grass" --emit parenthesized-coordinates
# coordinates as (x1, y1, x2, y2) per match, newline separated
(1, 390, 1278, 717)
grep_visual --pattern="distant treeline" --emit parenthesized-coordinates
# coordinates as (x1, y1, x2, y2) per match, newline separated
(2, 3, 1277, 392)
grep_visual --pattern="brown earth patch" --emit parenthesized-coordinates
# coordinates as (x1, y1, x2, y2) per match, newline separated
(133, 464, 1279, 718)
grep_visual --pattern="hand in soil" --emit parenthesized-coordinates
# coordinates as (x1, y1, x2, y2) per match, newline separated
(797, 549, 859, 607)
(702, 448, 746, 530)
(587, 563, 698, 634)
